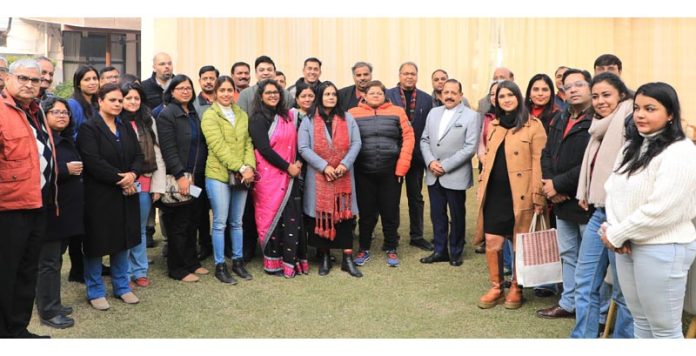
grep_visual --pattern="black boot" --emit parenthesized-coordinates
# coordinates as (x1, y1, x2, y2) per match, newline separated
(146, 226, 157, 248)
(318, 251, 332, 276)
(341, 253, 363, 278)
(214, 263, 237, 284)
(231, 259, 253, 280)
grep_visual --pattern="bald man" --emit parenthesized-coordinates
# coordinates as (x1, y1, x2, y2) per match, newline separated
(141, 52, 174, 110)
(477, 67, 514, 115)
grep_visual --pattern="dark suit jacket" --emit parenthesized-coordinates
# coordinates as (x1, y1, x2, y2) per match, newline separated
(385, 86, 433, 167)
(338, 85, 361, 112)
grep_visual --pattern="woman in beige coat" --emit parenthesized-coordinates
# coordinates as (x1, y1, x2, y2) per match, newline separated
(475, 81, 547, 309)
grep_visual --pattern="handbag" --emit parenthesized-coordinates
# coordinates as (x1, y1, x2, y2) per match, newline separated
(514, 212, 562, 287)
(229, 171, 248, 189)
(160, 172, 196, 206)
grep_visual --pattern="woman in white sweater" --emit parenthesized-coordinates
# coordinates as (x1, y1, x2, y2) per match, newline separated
(601, 82, 696, 338)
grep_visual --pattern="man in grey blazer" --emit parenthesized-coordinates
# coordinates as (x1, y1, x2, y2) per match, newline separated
(420, 79, 480, 266)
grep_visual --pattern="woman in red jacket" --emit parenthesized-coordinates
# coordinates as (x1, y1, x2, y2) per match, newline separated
(348, 80, 415, 267)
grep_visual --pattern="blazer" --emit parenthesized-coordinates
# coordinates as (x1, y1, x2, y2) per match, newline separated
(385, 86, 433, 167)
(420, 103, 480, 191)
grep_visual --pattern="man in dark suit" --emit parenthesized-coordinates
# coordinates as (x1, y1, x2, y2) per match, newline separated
(338, 61, 372, 112)
(386, 61, 434, 252)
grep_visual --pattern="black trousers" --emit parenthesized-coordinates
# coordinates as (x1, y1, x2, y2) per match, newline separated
(67, 235, 83, 279)
(36, 238, 70, 319)
(160, 200, 202, 280)
(242, 194, 258, 260)
(196, 189, 212, 249)
(0, 209, 46, 338)
(355, 170, 402, 251)
(427, 180, 466, 259)
(404, 162, 425, 241)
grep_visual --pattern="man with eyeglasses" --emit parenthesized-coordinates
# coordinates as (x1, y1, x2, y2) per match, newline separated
(142, 52, 174, 110)
(0, 55, 8, 92)
(385, 61, 435, 262)
(98, 66, 120, 87)
(0, 58, 57, 338)
(35, 56, 55, 101)
(536, 68, 594, 320)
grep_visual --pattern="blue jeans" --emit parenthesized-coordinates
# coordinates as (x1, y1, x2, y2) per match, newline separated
(616, 241, 696, 338)
(84, 249, 130, 300)
(555, 217, 586, 312)
(571, 208, 633, 338)
(128, 192, 151, 279)
(503, 239, 513, 272)
(206, 178, 248, 264)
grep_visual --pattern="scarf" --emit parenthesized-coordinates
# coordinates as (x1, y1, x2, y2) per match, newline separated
(498, 112, 517, 129)
(399, 87, 417, 122)
(121, 110, 158, 173)
(576, 100, 633, 206)
(313, 112, 353, 240)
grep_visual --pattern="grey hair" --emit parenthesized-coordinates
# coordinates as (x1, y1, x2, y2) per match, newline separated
(9, 58, 41, 74)
(0, 55, 7, 66)
(399, 61, 418, 73)
(34, 55, 52, 64)
(351, 61, 373, 74)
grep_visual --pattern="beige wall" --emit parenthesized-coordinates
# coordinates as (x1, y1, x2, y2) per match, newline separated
(148, 17, 696, 124)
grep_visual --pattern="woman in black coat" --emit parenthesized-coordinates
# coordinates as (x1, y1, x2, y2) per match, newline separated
(35, 97, 83, 329)
(77, 83, 143, 310)
(155, 74, 209, 282)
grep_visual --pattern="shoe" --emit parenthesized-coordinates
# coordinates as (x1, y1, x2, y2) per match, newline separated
(181, 273, 200, 282)
(214, 263, 238, 284)
(536, 305, 575, 319)
(194, 267, 209, 275)
(101, 264, 110, 276)
(89, 297, 110, 311)
(386, 250, 400, 267)
(197, 245, 213, 261)
(18, 330, 50, 338)
(478, 236, 505, 309)
(420, 252, 449, 264)
(318, 252, 332, 276)
(341, 253, 363, 278)
(534, 288, 555, 298)
(409, 238, 434, 251)
(134, 277, 150, 287)
(264, 270, 284, 277)
(231, 259, 253, 280)
(354, 250, 370, 266)
(504, 280, 523, 310)
(449, 254, 464, 267)
(474, 242, 486, 254)
(40, 314, 75, 329)
(118, 292, 140, 304)
(162, 243, 168, 258)
(60, 305, 73, 316)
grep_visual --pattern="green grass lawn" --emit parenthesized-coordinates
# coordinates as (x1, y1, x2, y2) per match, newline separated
(29, 184, 576, 338)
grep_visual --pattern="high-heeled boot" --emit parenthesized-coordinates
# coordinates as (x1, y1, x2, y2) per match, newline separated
(477, 235, 505, 309)
(341, 253, 363, 278)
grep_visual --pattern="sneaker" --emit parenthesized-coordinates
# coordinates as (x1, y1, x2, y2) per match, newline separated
(134, 277, 150, 287)
(354, 250, 370, 266)
(386, 250, 400, 267)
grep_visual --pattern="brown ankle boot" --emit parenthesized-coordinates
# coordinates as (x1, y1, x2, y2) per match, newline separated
(504, 279, 523, 309)
(478, 236, 505, 309)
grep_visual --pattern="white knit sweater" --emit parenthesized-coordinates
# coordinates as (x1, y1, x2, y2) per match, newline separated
(605, 138, 696, 246)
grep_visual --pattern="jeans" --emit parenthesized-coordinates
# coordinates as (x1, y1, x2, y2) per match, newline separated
(128, 192, 151, 279)
(206, 178, 247, 264)
(503, 239, 513, 271)
(555, 217, 586, 312)
(571, 208, 633, 338)
(616, 241, 696, 338)
(84, 249, 130, 300)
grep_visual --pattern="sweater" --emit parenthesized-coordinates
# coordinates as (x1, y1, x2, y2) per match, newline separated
(605, 138, 696, 247)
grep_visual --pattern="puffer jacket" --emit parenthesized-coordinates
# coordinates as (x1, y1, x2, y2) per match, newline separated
(201, 102, 255, 183)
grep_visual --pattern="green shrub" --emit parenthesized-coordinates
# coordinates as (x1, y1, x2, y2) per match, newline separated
(53, 81, 73, 99)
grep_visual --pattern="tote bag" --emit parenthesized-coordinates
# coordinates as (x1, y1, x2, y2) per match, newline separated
(515, 212, 562, 287)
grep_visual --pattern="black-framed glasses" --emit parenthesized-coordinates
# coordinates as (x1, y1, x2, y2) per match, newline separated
(10, 73, 41, 86)
(47, 110, 70, 117)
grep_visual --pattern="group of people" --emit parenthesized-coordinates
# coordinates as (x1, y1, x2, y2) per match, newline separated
(0, 51, 694, 339)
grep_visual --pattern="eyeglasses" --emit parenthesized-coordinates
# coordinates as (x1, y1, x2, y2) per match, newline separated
(48, 110, 70, 117)
(263, 90, 280, 96)
(0, 67, 8, 73)
(563, 81, 588, 92)
(174, 87, 193, 92)
(10, 73, 41, 86)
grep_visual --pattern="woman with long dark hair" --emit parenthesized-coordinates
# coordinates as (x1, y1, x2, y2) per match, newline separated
(67, 65, 99, 136)
(120, 81, 166, 288)
(156, 74, 209, 282)
(524, 73, 561, 133)
(601, 82, 696, 338)
(76, 83, 143, 310)
(298, 81, 363, 277)
(249, 79, 306, 278)
(475, 80, 547, 310)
